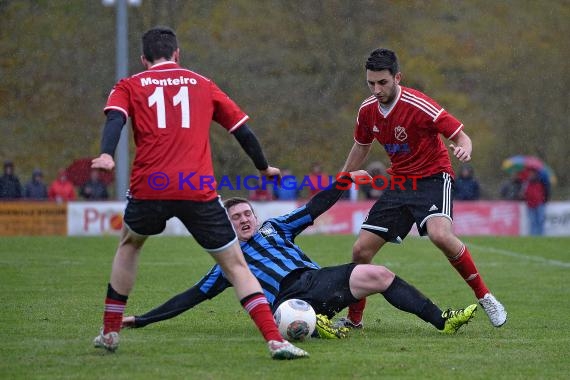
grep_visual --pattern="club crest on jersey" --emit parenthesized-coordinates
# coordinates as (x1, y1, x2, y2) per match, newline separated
(394, 126, 407, 141)
(259, 223, 276, 237)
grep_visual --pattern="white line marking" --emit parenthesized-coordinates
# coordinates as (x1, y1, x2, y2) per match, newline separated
(469, 243, 570, 268)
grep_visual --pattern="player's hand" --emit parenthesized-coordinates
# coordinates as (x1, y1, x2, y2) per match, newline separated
(259, 166, 281, 181)
(91, 153, 116, 171)
(348, 169, 372, 182)
(121, 315, 136, 329)
(449, 144, 472, 162)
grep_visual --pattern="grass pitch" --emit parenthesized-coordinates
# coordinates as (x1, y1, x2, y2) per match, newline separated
(1, 235, 569, 379)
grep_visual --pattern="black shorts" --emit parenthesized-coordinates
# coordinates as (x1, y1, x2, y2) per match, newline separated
(123, 197, 237, 252)
(362, 173, 454, 242)
(273, 264, 359, 318)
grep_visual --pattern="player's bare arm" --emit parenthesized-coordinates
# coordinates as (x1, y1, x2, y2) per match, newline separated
(342, 143, 372, 172)
(346, 169, 372, 183)
(449, 130, 472, 162)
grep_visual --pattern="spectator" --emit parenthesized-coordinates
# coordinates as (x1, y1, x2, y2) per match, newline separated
(522, 168, 549, 236)
(273, 169, 300, 200)
(24, 168, 48, 200)
(48, 168, 77, 203)
(361, 161, 387, 200)
(306, 162, 330, 197)
(0, 160, 22, 199)
(454, 164, 480, 201)
(80, 168, 109, 200)
(499, 172, 524, 201)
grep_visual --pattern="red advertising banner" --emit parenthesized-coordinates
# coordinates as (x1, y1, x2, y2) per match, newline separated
(304, 200, 375, 235)
(452, 201, 521, 236)
(302, 200, 522, 236)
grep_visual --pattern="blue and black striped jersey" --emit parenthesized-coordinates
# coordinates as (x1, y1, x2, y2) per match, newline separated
(196, 204, 320, 305)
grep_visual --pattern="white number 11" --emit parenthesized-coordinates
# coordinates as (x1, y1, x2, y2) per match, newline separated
(148, 86, 190, 129)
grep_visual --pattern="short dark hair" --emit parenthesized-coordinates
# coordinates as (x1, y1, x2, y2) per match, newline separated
(365, 48, 399, 75)
(223, 197, 254, 212)
(142, 26, 178, 62)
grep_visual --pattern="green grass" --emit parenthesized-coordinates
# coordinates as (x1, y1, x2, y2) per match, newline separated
(1, 235, 569, 379)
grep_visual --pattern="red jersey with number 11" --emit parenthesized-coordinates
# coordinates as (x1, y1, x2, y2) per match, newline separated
(104, 62, 249, 200)
(354, 86, 463, 178)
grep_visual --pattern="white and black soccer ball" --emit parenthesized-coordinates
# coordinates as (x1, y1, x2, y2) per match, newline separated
(273, 299, 316, 341)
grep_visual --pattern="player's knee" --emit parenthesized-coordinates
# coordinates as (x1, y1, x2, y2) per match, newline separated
(119, 227, 147, 249)
(216, 252, 248, 277)
(428, 228, 451, 248)
(367, 265, 395, 290)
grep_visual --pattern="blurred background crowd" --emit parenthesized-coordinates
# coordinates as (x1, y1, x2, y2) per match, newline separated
(1, 1, 567, 237)
(1, 1, 568, 199)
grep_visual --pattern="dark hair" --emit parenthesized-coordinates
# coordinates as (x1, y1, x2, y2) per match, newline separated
(365, 48, 399, 75)
(142, 26, 178, 62)
(223, 197, 253, 212)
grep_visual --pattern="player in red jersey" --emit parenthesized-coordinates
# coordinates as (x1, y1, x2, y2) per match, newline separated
(91, 26, 307, 359)
(337, 48, 506, 329)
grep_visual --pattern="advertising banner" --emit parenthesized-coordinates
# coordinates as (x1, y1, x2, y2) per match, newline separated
(452, 201, 521, 236)
(67, 202, 189, 236)
(544, 202, 570, 236)
(255, 200, 525, 237)
(21, 199, 567, 237)
(304, 200, 375, 235)
(0, 202, 67, 236)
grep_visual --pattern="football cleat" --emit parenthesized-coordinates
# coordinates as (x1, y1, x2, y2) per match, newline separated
(315, 314, 350, 339)
(93, 328, 120, 352)
(267, 340, 309, 360)
(479, 293, 507, 327)
(441, 304, 477, 334)
(332, 317, 363, 330)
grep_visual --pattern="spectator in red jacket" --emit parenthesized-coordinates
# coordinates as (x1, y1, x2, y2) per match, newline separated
(48, 169, 77, 203)
(522, 168, 549, 236)
(306, 162, 330, 197)
(248, 177, 274, 201)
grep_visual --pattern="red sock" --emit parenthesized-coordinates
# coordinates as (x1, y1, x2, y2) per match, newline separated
(241, 293, 283, 342)
(103, 284, 127, 334)
(449, 245, 489, 299)
(103, 298, 126, 334)
(348, 298, 366, 324)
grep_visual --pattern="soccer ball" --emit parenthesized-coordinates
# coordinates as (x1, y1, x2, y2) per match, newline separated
(273, 299, 316, 341)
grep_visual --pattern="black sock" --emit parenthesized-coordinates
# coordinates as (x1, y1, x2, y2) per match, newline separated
(381, 276, 445, 330)
(107, 283, 128, 302)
